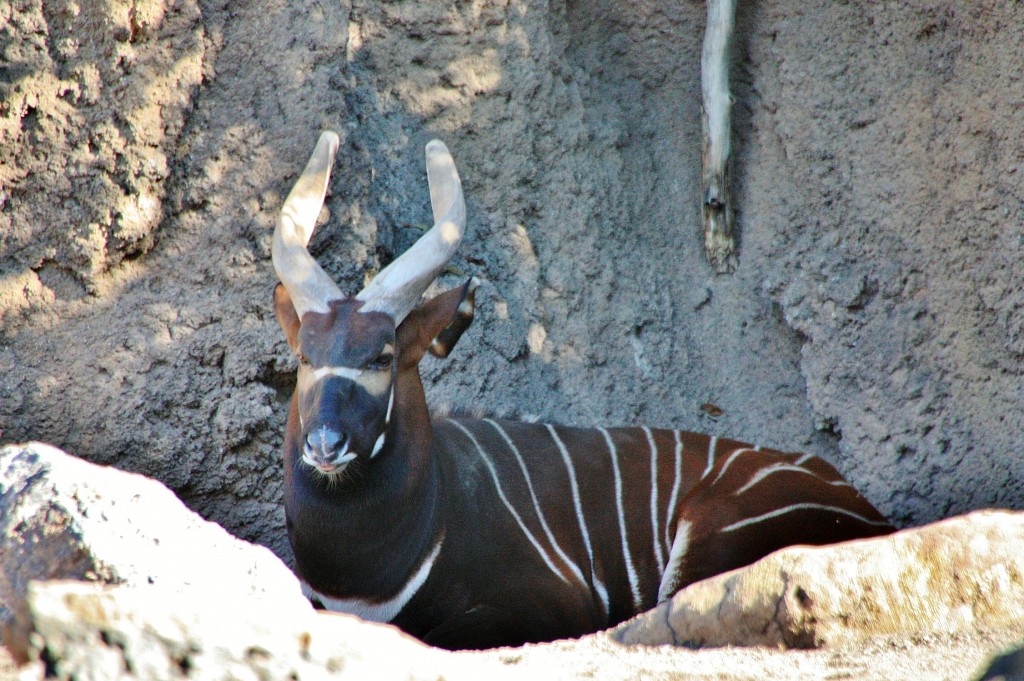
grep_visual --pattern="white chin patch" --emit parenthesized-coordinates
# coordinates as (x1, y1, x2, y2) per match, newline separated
(371, 432, 386, 458)
(302, 451, 356, 474)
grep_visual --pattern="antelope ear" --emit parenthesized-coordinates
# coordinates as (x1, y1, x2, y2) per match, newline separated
(397, 278, 479, 366)
(427, 277, 479, 359)
(273, 283, 302, 353)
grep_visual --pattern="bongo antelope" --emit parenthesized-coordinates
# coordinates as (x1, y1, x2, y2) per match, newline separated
(272, 132, 893, 650)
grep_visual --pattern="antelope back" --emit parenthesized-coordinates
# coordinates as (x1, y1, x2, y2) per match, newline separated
(438, 419, 893, 630)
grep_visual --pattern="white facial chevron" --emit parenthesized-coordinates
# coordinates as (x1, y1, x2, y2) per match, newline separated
(299, 364, 392, 398)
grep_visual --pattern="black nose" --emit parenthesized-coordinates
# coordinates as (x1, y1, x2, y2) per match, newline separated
(304, 427, 345, 459)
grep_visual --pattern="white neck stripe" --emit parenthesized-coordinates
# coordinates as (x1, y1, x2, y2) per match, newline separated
(721, 503, 892, 533)
(370, 431, 386, 458)
(302, 532, 445, 622)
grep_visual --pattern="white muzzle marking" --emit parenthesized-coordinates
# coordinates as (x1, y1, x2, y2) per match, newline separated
(302, 452, 357, 474)
(371, 432, 386, 458)
(302, 429, 357, 474)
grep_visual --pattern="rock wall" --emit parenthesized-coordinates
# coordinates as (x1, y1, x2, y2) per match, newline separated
(2, 0, 1024, 562)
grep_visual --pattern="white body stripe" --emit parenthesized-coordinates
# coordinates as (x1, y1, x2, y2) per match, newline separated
(449, 420, 570, 584)
(733, 463, 821, 496)
(658, 519, 692, 603)
(486, 419, 588, 588)
(644, 427, 665, 574)
(663, 430, 684, 554)
(711, 447, 757, 485)
(593, 574, 611, 620)
(303, 532, 444, 622)
(721, 502, 892, 533)
(600, 427, 644, 611)
(546, 424, 609, 619)
(701, 436, 718, 479)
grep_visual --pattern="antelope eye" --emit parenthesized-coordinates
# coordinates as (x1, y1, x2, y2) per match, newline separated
(368, 352, 393, 371)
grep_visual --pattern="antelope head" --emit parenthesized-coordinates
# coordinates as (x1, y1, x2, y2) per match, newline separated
(272, 132, 475, 476)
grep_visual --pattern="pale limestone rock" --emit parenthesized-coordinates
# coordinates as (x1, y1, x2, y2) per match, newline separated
(0, 442, 310, 658)
(614, 510, 1024, 649)
(22, 580, 508, 681)
(14, 578, 1024, 681)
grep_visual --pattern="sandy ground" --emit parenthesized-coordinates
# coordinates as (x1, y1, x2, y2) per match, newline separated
(3, 628, 1017, 681)
(477, 631, 1014, 681)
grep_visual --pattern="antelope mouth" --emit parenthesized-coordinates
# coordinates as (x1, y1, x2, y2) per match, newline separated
(302, 445, 357, 475)
(304, 454, 356, 475)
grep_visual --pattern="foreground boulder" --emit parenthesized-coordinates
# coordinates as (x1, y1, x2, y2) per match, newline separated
(614, 509, 1024, 649)
(21, 580, 502, 681)
(0, 442, 310, 658)
(15, 575, 1024, 681)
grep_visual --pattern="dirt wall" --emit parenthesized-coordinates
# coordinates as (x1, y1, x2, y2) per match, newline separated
(2, 0, 1023, 560)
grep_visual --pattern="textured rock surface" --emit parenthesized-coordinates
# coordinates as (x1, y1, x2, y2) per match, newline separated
(0, 0, 205, 290)
(0, 443, 309, 657)
(10, 577, 1024, 681)
(614, 510, 1024, 649)
(21, 581, 487, 681)
(5, 1, 1024, 677)
(4, 1, 1024, 564)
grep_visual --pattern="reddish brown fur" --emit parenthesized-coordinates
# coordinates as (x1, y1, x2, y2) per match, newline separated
(277, 280, 893, 649)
